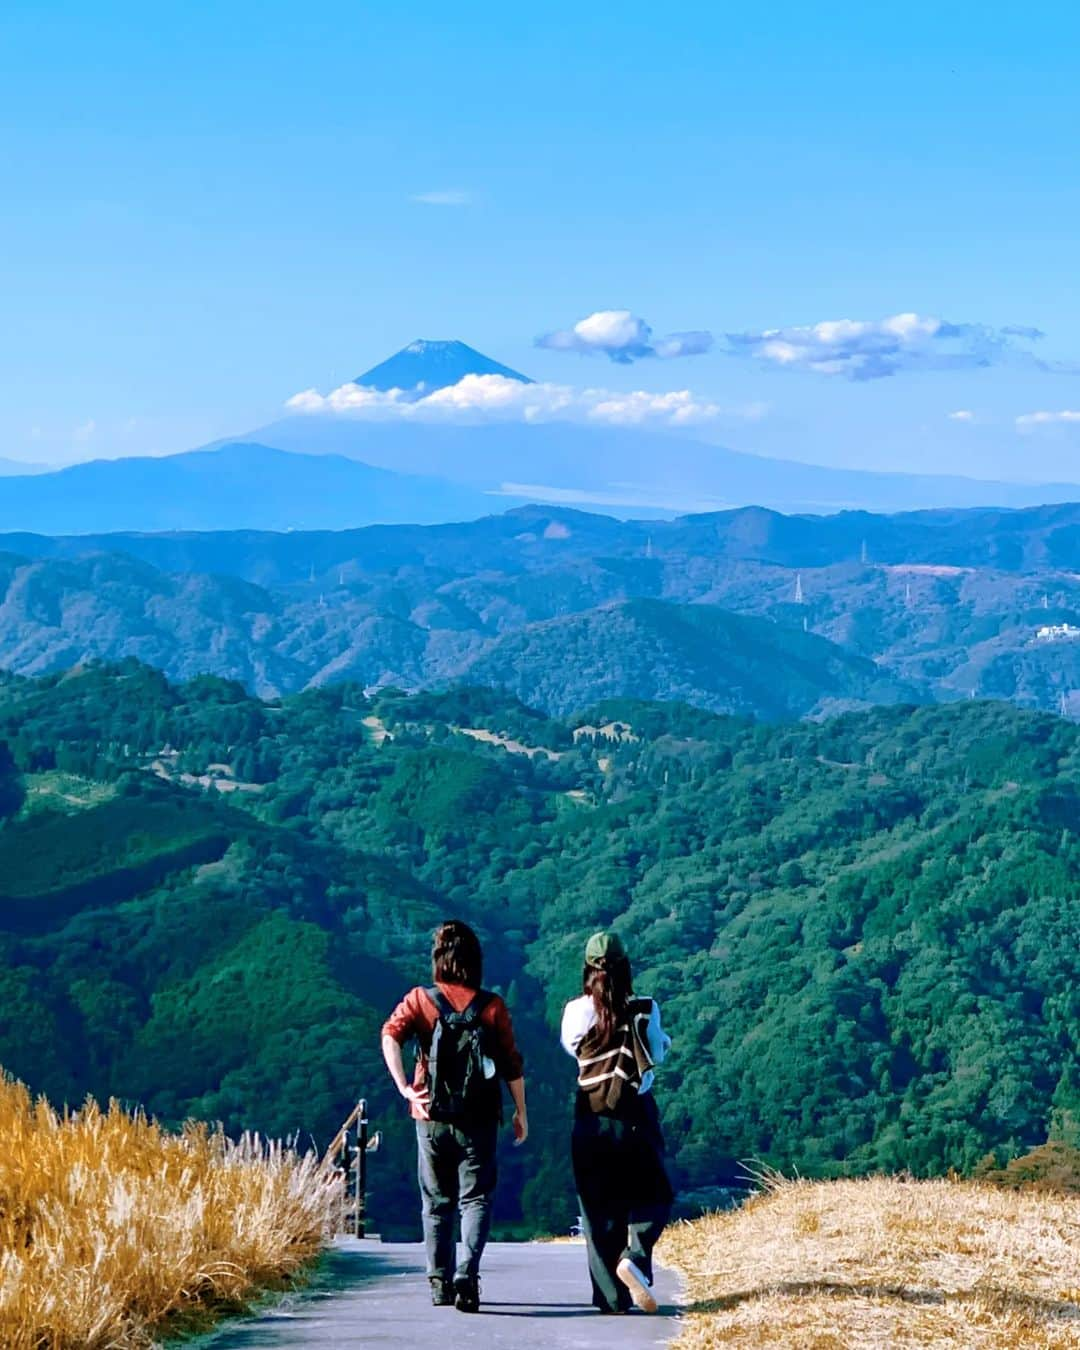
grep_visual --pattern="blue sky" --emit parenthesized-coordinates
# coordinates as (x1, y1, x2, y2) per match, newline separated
(3, 1, 1080, 480)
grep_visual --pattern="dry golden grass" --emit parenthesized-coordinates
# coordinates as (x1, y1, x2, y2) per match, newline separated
(659, 1172, 1080, 1348)
(0, 1077, 342, 1348)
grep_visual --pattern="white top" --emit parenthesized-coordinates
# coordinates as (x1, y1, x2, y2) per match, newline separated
(560, 995, 671, 1095)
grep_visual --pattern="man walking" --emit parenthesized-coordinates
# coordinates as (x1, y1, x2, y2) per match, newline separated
(381, 919, 528, 1312)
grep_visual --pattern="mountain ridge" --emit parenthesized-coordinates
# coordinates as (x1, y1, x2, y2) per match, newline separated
(8, 498, 1080, 573)
(2, 501, 1080, 714)
(0, 441, 514, 533)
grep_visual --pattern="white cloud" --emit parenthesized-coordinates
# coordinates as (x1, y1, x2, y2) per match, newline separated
(284, 373, 757, 429)
(410, 189, 472, 206)
(73, 418, 96, 443)
(652, 331, 714, 359)
(536, 309, 714, 364)
(1016, 410, 1080, 430)
(285, 384, 410, 415)
(948, 409, 976, 422)
(724, 312, 1046, 381)
(585, 388, 720, 426)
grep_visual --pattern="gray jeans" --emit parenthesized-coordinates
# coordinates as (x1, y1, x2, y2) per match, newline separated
(416, 1118, 498, 1281)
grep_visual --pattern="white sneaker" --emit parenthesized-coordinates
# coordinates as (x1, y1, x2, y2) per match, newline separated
(616, 1258, 658, 1313)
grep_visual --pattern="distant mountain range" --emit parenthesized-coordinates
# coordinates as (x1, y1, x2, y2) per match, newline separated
(3, 339, 1080, 529)
(4, 501, 1080, 716)
(0, 442, 509, 533)
(0, 547, 909, 718)
(11, 498, 1080, 577)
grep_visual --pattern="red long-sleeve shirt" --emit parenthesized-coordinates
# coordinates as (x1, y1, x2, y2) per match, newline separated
(382, 983, 525, 1119)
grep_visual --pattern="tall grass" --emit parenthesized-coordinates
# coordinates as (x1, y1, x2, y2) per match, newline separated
(0, 1077, 342, 1348)
(660, 1172, 1080, 1348)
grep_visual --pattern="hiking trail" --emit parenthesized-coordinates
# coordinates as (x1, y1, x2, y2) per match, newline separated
(195, 1238, 680, 1348)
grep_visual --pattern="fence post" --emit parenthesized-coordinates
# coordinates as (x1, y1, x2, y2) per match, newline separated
(339, 1132, 353, 1236)
(324, 1098, 379, 1239)
(357, 1099, 368, 1238)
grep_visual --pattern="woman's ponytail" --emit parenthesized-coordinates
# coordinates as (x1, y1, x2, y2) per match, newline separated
(583, 954, 632, 1042)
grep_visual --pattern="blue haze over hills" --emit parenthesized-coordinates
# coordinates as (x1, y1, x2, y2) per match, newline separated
(1, 340, 1079, 534)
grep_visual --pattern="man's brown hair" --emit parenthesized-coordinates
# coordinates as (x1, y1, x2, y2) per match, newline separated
(432, 919, 483, 987)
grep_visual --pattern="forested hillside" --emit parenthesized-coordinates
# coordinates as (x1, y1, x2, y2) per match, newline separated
(1, 663, 1079, 1232)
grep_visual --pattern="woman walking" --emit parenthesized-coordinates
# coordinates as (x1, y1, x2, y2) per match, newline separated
(561, 930, 673, 1314)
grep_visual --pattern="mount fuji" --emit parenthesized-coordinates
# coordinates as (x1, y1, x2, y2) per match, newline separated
(353, 339, 532, 394)
(245, 339, 1080, 517)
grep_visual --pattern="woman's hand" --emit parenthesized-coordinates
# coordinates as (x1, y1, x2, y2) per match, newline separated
(512, 1108, 528, 1146)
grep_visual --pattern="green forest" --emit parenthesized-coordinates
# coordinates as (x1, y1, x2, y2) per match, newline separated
(1, 660, 1079, 1234)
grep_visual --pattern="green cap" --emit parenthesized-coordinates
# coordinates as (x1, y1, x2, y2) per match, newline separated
(585, 930, 627, 967)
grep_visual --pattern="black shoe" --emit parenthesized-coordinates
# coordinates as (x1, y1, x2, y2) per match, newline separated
(430, 1277, 454, 1306)
(454, 1275, 480, 1313)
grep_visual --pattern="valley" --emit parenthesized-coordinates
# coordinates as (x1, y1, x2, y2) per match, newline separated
(2, 663, 1080, 1238)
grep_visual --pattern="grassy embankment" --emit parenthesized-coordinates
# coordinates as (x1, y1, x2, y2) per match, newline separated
(0, 1078, 341, 1348)
(660, 1172, 1080, 1348)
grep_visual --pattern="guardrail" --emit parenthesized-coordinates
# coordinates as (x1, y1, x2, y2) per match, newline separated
(323, 1099, 382, 1237)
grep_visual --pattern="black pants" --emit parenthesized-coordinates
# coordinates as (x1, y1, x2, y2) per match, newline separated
(571, 1092, 673, 1312)
(416, 1118, 498, 1282)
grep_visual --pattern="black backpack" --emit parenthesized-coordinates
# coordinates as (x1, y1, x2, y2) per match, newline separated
(426, 988, 501, 1124)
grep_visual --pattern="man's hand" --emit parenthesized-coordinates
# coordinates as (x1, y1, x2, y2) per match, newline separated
(382, 1033, 431, 1118)
(402, 1083, 431, 1119)
(507, 1076, 528, 1147)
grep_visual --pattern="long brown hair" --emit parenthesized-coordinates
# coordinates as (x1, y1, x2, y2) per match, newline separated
(432, 919, 483, 987)
(582, 954, 633, 1043)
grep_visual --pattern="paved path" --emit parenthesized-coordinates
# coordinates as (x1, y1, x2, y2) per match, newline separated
(196, 1240, 680, 1348)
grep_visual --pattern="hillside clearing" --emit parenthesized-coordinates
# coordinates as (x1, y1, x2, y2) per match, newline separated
(456, 725, 563, 758)
(659, 1174, 1080, 1348)
(19, 771, 117, 815)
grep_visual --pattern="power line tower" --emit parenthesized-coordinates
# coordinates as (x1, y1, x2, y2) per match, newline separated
(645, 535, 653, 560)
(860, 539, 869, 565)
(904, 581, 913, 606)
(794, 572, 804, 604)
(1043, 593, 1050, 610)
(1061, 691, 1070, 718)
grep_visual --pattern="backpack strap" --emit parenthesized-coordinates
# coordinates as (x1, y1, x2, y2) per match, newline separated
(466, 990, 494, 1024)
(427, 987, 493, 1025)
(453, 990, 494, 1028)
(427, 986, 453, 1017)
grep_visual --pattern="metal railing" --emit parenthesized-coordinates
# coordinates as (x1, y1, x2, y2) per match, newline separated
(323, 1099, 382, 1237)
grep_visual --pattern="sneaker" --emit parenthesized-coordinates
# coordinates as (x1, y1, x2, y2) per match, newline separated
(454, 1274, 481, 1313)
(430, 1277, 454, 1306)
(616, 1258, 658, 1313)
